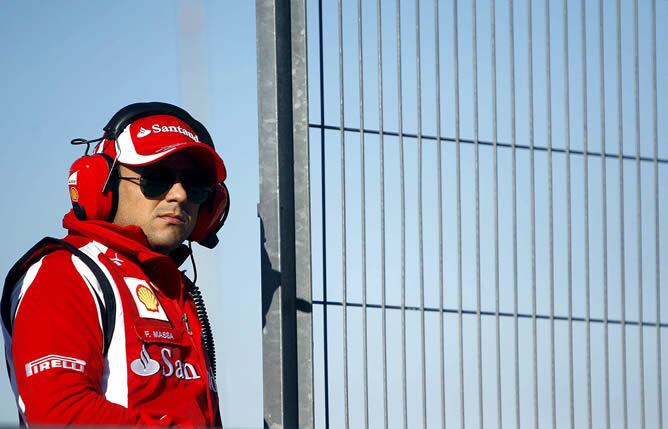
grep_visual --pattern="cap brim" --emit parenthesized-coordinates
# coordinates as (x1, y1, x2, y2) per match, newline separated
(174, 144, 227, 183)
(120, 142, 227, 183)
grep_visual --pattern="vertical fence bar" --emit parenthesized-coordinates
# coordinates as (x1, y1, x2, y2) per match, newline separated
(616, 0, 629, 426)
(509, 1, 520, 427)
(471, 0, 483, 426)
(652, 1, 663, 426)
(316, 1, 331, 426)
(598, 1, 611, 427)
(415, 0, 428, 426)
(633, 0, 645, 426)
(544, 0, 556, 426)
(580, 1, 592, 428)
(527, 0, 539, 426)
(562, 0, 575, 425)
(337, 0, 349, 426)
(490, 0, 502, 427)
(257, 0, 313, 427)
(356, 0, 369, 426)
(375, 0, 389, 426)
(395, 0, 408, 427)
(452, 0, 465, 426)
(434, 0, 446, 426)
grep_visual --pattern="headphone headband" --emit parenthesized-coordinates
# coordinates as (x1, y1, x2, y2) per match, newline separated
(102, 102, 215, 149)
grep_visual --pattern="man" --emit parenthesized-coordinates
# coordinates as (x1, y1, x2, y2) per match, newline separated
(1, 102, 229, 426)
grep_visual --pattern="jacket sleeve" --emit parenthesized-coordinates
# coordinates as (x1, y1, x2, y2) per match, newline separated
(9, 250, 191, 426)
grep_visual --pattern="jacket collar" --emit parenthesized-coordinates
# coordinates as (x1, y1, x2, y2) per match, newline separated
(62, 210, 191, 268)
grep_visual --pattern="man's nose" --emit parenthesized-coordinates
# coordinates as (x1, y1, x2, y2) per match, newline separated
(164, 180, 188, 203)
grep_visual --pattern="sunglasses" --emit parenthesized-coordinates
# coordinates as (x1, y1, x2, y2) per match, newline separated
(117, 168, 213, 204)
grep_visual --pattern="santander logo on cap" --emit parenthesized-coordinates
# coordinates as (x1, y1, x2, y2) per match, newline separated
(137, 127, 151, 138)
(140, 123, 200, 142)
(136, 123, 199, 142)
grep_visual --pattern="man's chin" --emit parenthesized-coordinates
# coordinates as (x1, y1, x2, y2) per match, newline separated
(147, 232, 189, 254)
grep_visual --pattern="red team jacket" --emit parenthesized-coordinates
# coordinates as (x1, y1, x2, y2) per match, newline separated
(2, 211, 221, 426)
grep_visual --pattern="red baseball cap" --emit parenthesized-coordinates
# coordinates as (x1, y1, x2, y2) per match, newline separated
(95, 114, 227, 182)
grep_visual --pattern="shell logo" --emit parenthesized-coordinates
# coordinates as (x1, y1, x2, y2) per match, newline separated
(69, 186, 79, 202)
(136, 285, 159, 312)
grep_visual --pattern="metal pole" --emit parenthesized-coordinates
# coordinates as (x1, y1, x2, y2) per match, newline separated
(452, 0, 465, 426)
(651, 1, 663, 427)
(490, 1, 502, 427)
(527, 0, 539, 426)
(257, 0, 313, 427)
(633, 1, 645, 426)
(356, 0, 369, 426)
(562, 0, 575, 425)
(375, 0, 389, 426)
(396, 0, 409, 426)
(615, 0, 629, 426)
(316, 1, 331, 426)
(580, 1, 592, 428)
(415, 0, 427, 426)
(472, 0, 483, 426)
(544, 0, 556, 426)
(598, 1, 611, 427)
(508, 1, 520, 427)
(337, 0, 350, 426)
(434, 0, 446, 426)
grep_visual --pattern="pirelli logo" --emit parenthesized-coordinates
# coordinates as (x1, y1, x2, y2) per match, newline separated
(25, 355, 86, 377)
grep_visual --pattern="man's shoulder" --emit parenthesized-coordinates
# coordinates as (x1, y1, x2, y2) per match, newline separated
(4, 239, 100, 324)
(9, 235, 105, 293)
(25, 235, 97, 268)
(20, 247, 88, 288)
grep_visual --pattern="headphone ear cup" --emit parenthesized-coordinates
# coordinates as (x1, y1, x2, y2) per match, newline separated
(68, 154, 116, 221)
(190, 183, 229, 249)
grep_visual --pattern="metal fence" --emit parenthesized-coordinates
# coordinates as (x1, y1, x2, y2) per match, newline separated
(257, 0, 666, 428)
